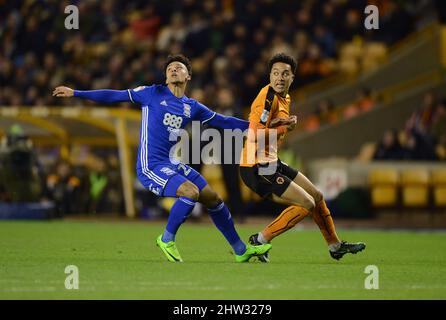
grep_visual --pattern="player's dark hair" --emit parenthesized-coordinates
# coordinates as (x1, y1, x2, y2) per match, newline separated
(164, 54, 192, 76)
(268, 53, 297, 75)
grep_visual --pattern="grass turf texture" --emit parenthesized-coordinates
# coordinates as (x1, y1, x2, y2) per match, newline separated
(1, 220, 445, 299)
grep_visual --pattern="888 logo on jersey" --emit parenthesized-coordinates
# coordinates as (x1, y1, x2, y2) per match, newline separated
(163, 113, 183, 130)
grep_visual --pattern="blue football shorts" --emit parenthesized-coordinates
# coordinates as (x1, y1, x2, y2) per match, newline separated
(137, 162, 207, 197)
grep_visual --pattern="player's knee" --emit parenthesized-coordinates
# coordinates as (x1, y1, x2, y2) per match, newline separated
(203, 190, 221, 208)
(178, 182, 200, 201)
(188, 185, 200, 201)
(301, 195, 315, 212)
(312, 189, 323, 204)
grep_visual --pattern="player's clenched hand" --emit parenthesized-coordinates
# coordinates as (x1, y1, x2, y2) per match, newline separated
(52, 86, 74, 97)
(286, 115, 298, 131)
(269, 117, 293, 128)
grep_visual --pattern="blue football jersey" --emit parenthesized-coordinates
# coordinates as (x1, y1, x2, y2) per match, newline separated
(128, 84, 216, 171)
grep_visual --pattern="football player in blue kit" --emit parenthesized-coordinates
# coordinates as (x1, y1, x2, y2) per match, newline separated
(53, 54, 272, 262)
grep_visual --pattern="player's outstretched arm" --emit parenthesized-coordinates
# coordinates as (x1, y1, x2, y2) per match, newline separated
(53, 86, 131, 103)
(206, 113, 249, 131)
(195, 101, 248, 131)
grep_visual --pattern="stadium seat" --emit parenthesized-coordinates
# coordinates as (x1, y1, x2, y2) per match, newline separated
(338, 58, 359, 75)
(339, 42, 363, 60)
(362, 42, 387, 71)
(400, 169, 430, 208)
(431, 169, 446, 207)
(368, 169, 399, 207)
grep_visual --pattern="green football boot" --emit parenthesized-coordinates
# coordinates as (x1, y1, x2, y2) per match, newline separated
(156, 235, 183, 262)
(235, 243, 272, 263)
(248, 233, 270, 263)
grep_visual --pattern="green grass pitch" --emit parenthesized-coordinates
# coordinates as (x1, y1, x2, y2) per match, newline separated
(1, 220, 445, 299)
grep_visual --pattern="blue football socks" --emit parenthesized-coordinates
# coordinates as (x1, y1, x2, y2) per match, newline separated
(208, 201, 246, 255)
(162, 196, 196, 243)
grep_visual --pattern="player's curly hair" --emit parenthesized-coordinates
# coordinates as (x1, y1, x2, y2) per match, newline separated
(164, 54, 192, 76)
(268, 53, 297, 75)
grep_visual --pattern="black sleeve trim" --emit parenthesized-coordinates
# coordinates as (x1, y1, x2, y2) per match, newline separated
(259, 86, 275, 125)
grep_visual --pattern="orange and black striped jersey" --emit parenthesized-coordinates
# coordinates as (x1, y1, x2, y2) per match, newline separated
(240, 85, 291, 167)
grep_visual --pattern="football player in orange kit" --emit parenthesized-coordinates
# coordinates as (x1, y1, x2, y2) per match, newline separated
(239, 53, 365, 262)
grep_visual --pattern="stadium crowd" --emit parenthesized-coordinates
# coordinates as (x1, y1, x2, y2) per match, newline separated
(302, 87, 377, 131)
(372, 92, 446, 161)
(0, 126, 124, 215)
(0, 0, 433, 109)
(351, 91, 446, 162)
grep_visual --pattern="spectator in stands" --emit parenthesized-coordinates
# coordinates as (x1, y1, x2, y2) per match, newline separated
(402, 129, 437, 161)
(317, 99, 338, 125)
(313, 24, 336, 58)
(373, 129, 406, 160)
(402, 92, 439, 160)
(367, 93, 444, 162)
(44, 161, 81, 216)
(156, 12, 187, 51)
(339, 8, 363, 42)
(129, 5, 161, 41)
(302, 111, 321, 132)
(296, 43, 334, 86)
(0, 124, 44, 202)
(357, 87, 376, 113)
(343, 87, 376, 120)
(86, 157, 109, 214)
(411, 91, 437, 132)
(302, 99, 338, 132)
(431, 100, 446, 160)
(343, 101, 361, 120)
(104, 154, 124, 214)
